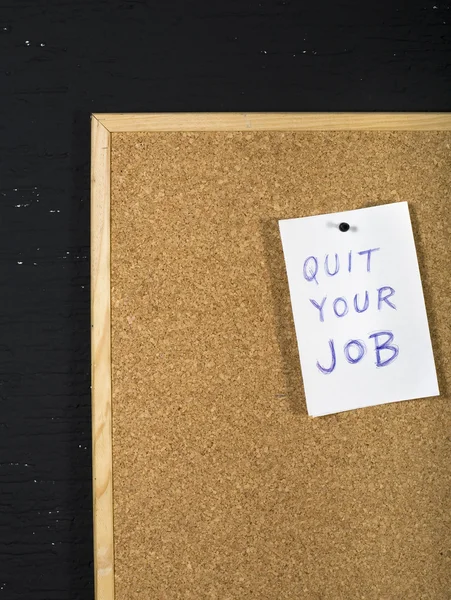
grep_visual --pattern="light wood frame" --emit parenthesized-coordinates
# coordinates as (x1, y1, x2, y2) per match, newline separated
(91, 112, 451, 600)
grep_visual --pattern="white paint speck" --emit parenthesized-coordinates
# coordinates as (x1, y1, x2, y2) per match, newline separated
(40, 42, 45, 46)
(17, 261, 23, 265)
(25, 41, 30, 46)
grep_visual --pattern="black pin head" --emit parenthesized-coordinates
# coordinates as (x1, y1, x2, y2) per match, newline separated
(339, 222, 350, 232)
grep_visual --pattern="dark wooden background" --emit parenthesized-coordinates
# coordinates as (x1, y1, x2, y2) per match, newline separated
(1, 1, 450, 598)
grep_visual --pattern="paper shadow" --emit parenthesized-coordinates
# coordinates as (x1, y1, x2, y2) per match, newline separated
(408, 203, 449, 398)
(260, 218, 307, 415)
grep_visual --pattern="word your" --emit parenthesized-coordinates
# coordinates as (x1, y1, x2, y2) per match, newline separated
(317, 331, 399, 375)
(310, 286, 396, 323)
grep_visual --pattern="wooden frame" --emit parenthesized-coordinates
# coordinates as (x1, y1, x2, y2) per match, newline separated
(90, 112, 451, 600)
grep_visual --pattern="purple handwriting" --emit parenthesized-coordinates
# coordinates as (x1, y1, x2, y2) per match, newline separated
(316, 332, 399, 375)
(302, 248, 399, 374)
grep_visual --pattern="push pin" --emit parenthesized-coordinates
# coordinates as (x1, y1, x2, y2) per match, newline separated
(339, 222, 350, 232)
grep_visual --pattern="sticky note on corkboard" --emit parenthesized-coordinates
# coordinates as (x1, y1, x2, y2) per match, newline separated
(279, 201, 439, 417)
(93, 117, 451, 600)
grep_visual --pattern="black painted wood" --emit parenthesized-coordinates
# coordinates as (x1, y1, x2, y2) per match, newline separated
(1, 1, 450, 598)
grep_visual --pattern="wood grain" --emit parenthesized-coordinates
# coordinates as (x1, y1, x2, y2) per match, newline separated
(95, 112, 451, 132)
(91, 116, 115, 600)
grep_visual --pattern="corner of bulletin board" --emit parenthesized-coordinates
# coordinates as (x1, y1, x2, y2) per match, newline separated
(90, 111, 451, 600)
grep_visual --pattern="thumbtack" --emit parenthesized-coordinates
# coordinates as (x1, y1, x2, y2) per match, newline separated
(339, 222, 350, 232)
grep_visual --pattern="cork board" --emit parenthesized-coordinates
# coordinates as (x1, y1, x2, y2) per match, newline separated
(91, 114, 451, 600)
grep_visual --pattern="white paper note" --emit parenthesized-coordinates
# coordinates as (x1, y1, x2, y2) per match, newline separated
(278, 202, 439, 417)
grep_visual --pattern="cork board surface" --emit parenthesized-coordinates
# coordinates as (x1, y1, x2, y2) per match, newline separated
(110, 130, 451, 599)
